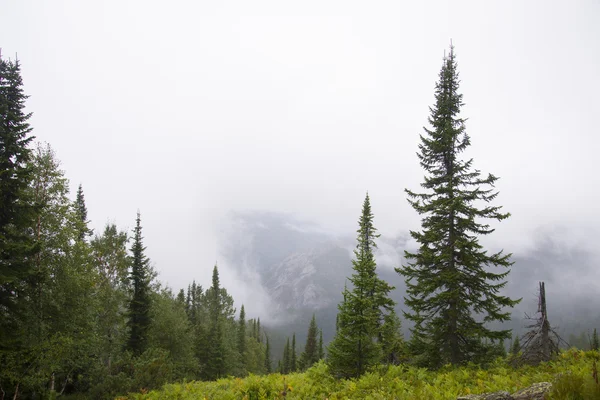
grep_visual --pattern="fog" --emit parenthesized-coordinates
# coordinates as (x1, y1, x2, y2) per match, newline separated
(2, 1, 599, 309)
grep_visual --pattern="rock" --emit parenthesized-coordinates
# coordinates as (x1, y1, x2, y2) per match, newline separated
(512, 382, 552, 400)
(457, 392, 512, 400)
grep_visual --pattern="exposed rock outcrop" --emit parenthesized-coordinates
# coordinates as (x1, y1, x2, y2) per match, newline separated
(457, 382, 552, 400)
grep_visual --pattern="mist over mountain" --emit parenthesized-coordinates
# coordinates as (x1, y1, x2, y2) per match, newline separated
(218, 211, 600, 353)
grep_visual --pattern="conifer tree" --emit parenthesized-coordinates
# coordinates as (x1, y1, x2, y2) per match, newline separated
(380, 309, 404, 364)
(291, 333, 297, 372)
(283, 337, 290, 373)
(74, 184, 92, 241)
(238, 305, 247, 372)
(264, 336, 272, 373)
(318, 329, 324, 360)
(205, 265, 226, 380)
(301, 314, 320, 370)
(0, 56, 38, 349)
(591, 329, 599, 351)
(126, 212, 152, 356)
(398, 45, 519, 367)
(511, 335, 521, 356)
(328, 193, 394, 377)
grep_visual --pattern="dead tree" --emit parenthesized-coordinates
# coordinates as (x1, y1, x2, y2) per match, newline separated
(514, 282, 565, 366)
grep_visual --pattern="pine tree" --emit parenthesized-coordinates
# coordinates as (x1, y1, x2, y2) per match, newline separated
(327, 193, 393, 377)
(74, 184, 92, 241)
(126, 212, 152, 356)
(397, 44, 519, 368)
(0, 55, 38, 349)
(291, 333, 297, 372)
(264, 336, 272, 373)
(238, 305, 247, 372)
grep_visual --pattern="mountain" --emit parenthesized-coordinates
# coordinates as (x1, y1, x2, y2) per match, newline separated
(218, 211, 600, 359)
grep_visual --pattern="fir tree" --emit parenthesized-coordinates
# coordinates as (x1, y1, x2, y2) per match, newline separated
(291, 333, 297, 372)
(0, 56, 38, 349)
(511, 335, 521, 356)
(74, 184, 92, 241)
(397, 44, 519, 367)
(328, 193, 393, 377)
(380, 309, 404, 364)
(126, 211, 152, 356)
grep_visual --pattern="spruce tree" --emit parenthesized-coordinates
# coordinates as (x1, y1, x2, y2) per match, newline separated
(328, 193, 393, 377)
(205, 265, 226, 380)
(0, 56, 38, 349)
(318, 329, 324, 360)
(291, 333, 297, 372)
(238, 304, 247, 370)
(74, 184, 92, 241)
(301, 314, 320, 370)
(126, 212, 152, 356)
(591, 329, 599, 351)
(398, 45, 519, 367)
(264, 336, 272, 373)
(511, 335, 521, 356)
(380, 309, 404, 364)
(282, 337, 290, 374)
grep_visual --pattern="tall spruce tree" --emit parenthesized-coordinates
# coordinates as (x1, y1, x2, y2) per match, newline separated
(238, 304, 247, 372)
(282, 337, 290, 373)
(0, 56, 38, 350)
(74, 184, 92, 241)
(300, 314, 320, 370)
(318, 329, 324, 360)
(205, 265, 226, 380)
(327, 193, 394, 377)
(264, 336, 272, 373)
(397, 44, 519, 367)
(291, 333, 297, 372)
(126, 212, 152, 356)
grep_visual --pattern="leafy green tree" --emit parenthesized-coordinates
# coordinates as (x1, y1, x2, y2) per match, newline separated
(0, 56, 38, 358)
(327, 194, 392, 377)
(397, 44, 519, 368)
(126, 212, 153, 356)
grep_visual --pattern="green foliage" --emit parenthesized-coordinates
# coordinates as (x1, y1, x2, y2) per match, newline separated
(300, 314, 320, 371)
(127, 212, 153, 356)
(592, 329, 599, 352)
(328, 193, 395, 378)
(397, 44, 519, 368)
(126, 349, 600, 400)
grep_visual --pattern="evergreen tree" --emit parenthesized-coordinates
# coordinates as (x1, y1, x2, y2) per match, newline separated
(397, 44, 519, 367)
(74, 183, 92, 241)
(264, 336, 272, 373)
(327, 194, 392, 377)
(283, 337, 290, 374)
(238, 305, 247, 373)
(318, 329, 324, 360)
(205, 265, 226, 380)
(301, 314, 320, 370)
(511, 335, 521, 356)
(380, 309, 404, 364)
(591, 329, 599, 351)
(0, 55, 38, 351)
(291, 333, 297, 372)
(126, 212, 152, 356)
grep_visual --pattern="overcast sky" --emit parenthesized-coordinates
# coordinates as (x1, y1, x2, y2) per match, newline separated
(2, 0, 599, 294)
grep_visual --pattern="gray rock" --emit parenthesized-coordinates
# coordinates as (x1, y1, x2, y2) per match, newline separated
(512, 382, 552, 400)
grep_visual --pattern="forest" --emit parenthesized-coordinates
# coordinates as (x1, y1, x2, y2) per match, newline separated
(1, 45, 599, 400)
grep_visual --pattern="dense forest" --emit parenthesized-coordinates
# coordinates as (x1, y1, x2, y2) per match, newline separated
(1, 45, 599, 400)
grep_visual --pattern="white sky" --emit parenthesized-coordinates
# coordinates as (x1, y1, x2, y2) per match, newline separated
(2, 0, 599, 293)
